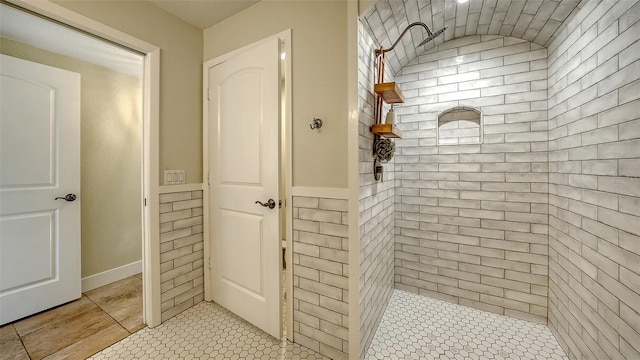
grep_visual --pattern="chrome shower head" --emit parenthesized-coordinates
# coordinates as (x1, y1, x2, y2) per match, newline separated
(418, 27, 447, 47)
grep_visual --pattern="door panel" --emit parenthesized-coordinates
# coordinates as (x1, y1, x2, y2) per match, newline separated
(0, 75, 55, 187)
(208, 38, 281, 338)
(0, 55, 80, 325)
(219, 70, 262, 185)
(0, 211, 56, 291)
(219, 209, 263, 296)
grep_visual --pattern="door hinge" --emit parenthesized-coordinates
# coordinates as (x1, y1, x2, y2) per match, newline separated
(207, 88, 210, 101)
(144, 198, 147, 206)
(207, 173, 210, 185)
(208, 257, 212, 270)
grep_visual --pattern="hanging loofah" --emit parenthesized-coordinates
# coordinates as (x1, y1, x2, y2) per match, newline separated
(373, 138, 396, 163)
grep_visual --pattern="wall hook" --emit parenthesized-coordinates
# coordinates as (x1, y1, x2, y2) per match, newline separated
(310, 118, 323, 130)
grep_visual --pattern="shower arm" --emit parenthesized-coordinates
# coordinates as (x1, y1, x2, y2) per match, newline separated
(375, 22, 434, 57)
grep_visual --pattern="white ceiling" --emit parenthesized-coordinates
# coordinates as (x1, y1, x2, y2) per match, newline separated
(0, 4, 144, 77)
(149, 0, 260, 29)
(0, 0, 260, 76)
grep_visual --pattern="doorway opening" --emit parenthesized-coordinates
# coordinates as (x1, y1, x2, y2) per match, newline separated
(0, 0, 160, 334)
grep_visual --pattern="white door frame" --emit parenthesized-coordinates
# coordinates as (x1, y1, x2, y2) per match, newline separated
(203, 29, 293, 340)
(6, 0, 162, 327)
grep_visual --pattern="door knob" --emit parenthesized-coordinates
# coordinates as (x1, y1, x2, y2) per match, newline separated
(255, 199, 276, 209)
(55, 194, 77, 202)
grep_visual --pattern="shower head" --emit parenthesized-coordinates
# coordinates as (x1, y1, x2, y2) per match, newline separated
(418, 27, 447, 47)
(375, 22, 442, 56)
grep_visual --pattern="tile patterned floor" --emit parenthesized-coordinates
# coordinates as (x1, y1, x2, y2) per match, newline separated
(365, 290, 569, 360)
(4, 275, 570, 360)
(0, 274, 143, 360)
(88, 301, 329, 360)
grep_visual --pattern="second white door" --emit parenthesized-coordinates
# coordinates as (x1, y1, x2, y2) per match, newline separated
(207, 37, 281, 339)
(0, 55, 81, 325)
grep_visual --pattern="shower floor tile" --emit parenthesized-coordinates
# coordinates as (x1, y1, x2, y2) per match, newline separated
(88, 301, 328, 360)
(365, 290, 568, 360)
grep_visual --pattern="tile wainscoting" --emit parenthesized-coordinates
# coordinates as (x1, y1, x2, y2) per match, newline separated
(158, 185, 353, 359)
(292, 195, 350, 360)
(159, 187, 205, 322)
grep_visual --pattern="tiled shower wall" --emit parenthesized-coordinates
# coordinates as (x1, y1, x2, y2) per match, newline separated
(547, 1, 640, 359)
(159, 190, 204, 322)
(393, 35, 550, 324)
(292, 196, 349, 360)
(358, 21, 396, 359)
(359, 0, 583, 76)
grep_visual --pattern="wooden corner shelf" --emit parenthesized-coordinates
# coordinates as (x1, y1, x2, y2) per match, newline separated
(374, 82, 405, 104)
(371, 124, 402, 138)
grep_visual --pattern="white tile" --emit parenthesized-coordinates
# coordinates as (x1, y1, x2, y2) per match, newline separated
(619, 79, 640, 105)
(364, 290, 568, 360)
(504, 48, 548, 65)
(619, 159, 640, 177)
(505, 90, 548, 103)
(598, 19, 640, 66)
(482, 62, 532, 80)
(619, 38, 640, 68)
(437, 71, 481, 85)
(458, 76, 505, 90)
(457, 57, 504, 72)
(482, 83, 530, 98)
(438, 89, 480, 102)
(90, 302, 328, 360)
(504, 69, 548, 84)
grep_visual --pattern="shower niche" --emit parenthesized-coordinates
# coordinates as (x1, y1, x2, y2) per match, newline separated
(437, 106, 483, 145)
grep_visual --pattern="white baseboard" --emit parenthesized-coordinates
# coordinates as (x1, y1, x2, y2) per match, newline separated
(82, 260, 142, 292)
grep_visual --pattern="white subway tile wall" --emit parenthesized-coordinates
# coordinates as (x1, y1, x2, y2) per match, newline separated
(547, 1, 640, 359)
(392, 35, 550, 324)
(159, 190, 204, 322)
(358, 21, 396, 360)
(292, 196, 349, 360)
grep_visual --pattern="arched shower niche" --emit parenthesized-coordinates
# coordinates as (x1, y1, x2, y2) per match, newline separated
(437, 106, 483, 145)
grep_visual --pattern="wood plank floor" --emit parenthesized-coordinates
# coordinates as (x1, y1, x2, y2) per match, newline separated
(0, 275, 143, 360)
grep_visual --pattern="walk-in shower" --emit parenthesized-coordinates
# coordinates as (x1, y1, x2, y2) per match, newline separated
(359, 0, 640, 359)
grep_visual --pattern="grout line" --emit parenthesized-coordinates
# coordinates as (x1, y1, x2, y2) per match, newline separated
(13, 324, 32, 360)
(83, 291, 133, 334)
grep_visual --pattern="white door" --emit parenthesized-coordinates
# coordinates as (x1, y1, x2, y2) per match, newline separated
(208, 38, 281, 338)
(0, 55, 81, 325)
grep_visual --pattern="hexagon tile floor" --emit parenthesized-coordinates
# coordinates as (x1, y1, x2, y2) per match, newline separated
(365, 290, 569, 360)
(88, 301, 328, 360)
(87, 289, 568, 360)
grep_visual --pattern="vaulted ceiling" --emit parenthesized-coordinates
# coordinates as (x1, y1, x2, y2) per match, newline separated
(361, 0, 585, 74)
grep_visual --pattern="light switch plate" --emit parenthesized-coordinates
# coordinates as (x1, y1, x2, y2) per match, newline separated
(164, 170, 186, 185)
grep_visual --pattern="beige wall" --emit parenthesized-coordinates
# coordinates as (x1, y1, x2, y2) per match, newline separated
(1, 38, 142, 277)
(53, 0, 204, 184)
(203, 0, 348, 188)
(358, 0, 374, 16)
